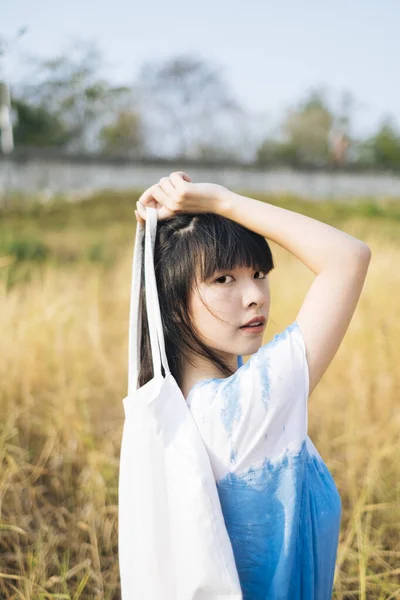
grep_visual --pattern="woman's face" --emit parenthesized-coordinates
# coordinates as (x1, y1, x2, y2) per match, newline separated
(189, 265, 271, 366)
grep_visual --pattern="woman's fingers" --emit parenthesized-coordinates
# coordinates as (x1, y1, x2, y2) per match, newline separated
(151, 183, 171, 208)
(137, 184, 159, 207)
(159, 176, 176, 196)
(174, 171, 192, 182)
(134, 210, 145, 226)
(135, 203, 146, 226)
(135, 172, 192, 225)
(137, 184, 174, 222)
(170, 172, 191, 189)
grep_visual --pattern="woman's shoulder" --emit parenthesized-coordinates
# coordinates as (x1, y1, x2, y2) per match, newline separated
(187, 319, 308, 412)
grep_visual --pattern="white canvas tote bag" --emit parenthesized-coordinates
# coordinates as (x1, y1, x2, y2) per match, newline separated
(118, 206, 242, 599)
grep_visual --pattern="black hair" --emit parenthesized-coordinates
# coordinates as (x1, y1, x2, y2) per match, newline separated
(138, 212, 274, 388)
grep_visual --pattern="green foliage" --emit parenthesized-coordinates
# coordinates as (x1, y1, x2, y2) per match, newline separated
(86, 241, 107, 263)
(257, 89, 335, 166)
(1, 234, 49, 262)
(358, 118, 400, 169)
(257, 139, 299, 166)
(284, 90, 334, 165)
(99, 110, 144, 155)
(13, 41, 133, 151)
(12, 98, 71, 146)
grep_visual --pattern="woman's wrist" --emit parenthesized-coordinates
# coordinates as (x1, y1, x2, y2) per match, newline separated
(212, 186, 240, 218)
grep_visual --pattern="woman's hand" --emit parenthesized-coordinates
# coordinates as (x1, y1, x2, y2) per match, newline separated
(135, 171, 225, 225)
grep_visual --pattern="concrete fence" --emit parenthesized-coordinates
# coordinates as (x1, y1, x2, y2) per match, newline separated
(1, 150, 400, 204)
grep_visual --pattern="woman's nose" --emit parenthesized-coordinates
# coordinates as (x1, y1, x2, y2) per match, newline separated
(244, 281, 267, 307)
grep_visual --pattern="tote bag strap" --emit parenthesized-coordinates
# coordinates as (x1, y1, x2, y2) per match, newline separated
(144, 206, 170, 377)
(128, 206, 170, 395)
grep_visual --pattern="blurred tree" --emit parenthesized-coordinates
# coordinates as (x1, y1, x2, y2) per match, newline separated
(257, 88, 335, 166)
(191, 140, 243, 162)
(283, 89, 334, 165)
(357, 117, 400, 169)
(256, 138, 298, 166)
(13, 40, 133, 151)
(329, 90, 355, 165)
(99, 110, 145, 156)
(12, 98, 70, 146)
(135, 53, 245, 159)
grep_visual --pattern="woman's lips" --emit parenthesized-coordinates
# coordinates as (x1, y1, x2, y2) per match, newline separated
(239, 323, 265, 333)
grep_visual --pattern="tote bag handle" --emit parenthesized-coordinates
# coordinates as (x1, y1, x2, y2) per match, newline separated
(128, 207, 170, 395)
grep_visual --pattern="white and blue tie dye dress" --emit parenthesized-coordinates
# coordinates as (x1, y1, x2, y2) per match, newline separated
(187, 320, 342, 600)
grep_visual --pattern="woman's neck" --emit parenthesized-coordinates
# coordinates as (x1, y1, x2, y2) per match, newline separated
(180, 353, 238, 400)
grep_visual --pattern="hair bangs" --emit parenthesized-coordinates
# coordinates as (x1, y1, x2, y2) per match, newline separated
(187, 214, 274, 283)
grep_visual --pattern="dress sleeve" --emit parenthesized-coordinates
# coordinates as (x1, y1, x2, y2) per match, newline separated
(255, 321, 309, 404)
(226, 320, 310, 468)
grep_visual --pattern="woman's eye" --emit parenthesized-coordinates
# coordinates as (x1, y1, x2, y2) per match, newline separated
(215, 275, 233, 284)
(255, 270, 268, 279)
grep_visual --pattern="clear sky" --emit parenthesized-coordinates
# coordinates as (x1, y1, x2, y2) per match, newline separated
(1, 0, 399, 137)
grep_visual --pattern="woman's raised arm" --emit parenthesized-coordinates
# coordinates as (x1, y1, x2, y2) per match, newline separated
(214, 187, 372, 397)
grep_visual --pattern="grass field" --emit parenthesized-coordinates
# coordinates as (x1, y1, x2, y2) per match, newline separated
(1, 190, 399, 599)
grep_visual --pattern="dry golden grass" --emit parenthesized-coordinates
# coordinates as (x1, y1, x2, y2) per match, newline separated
(0, 195, 399, 599)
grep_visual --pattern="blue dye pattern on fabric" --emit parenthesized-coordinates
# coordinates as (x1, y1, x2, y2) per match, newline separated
(220, 355, 253, 436)
(220, 375, 242, 434)
(187, 321, 342, 599)
(217, 441, 342, 599)
(230, 448, 238, 464)
(259, 356, 272, 411)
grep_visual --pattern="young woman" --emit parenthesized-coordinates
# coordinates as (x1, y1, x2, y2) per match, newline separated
(134, 171, 371, 599)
